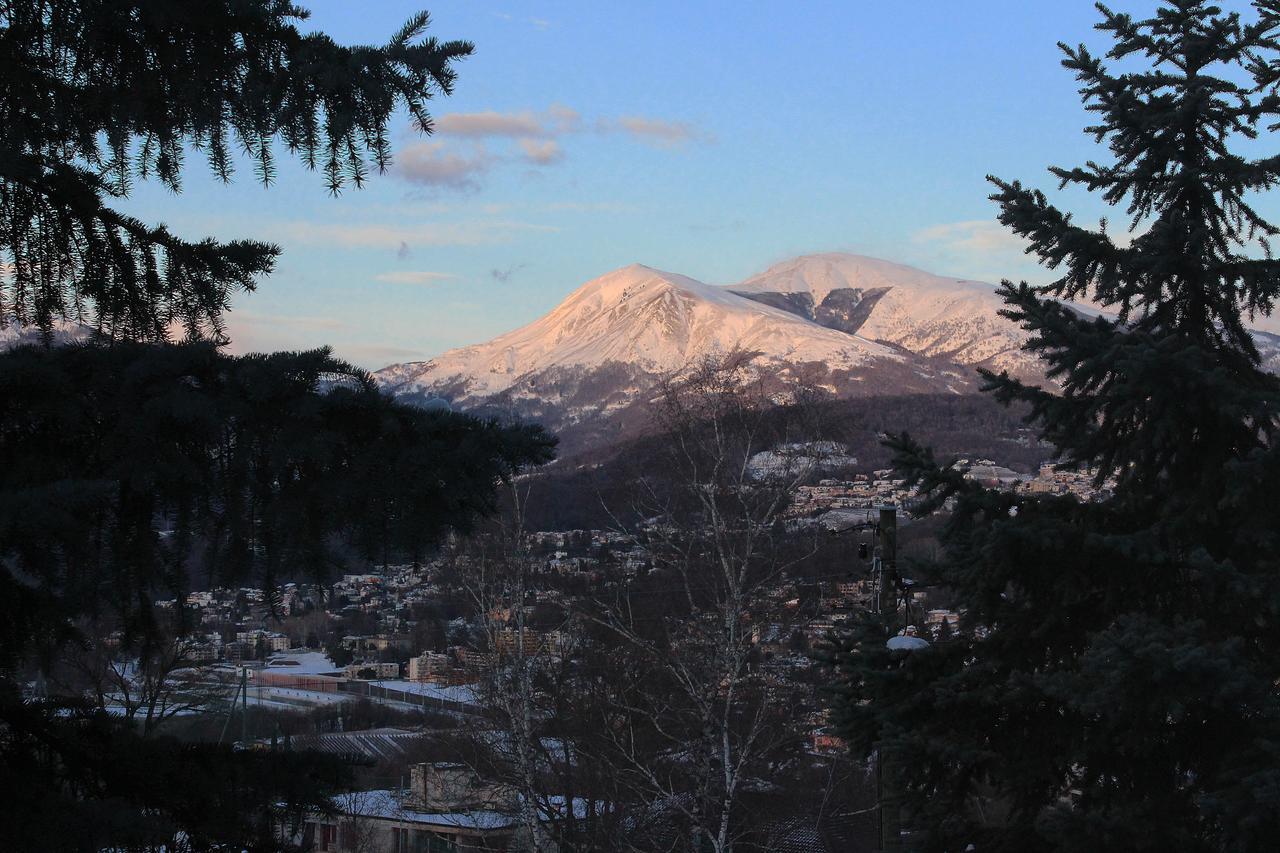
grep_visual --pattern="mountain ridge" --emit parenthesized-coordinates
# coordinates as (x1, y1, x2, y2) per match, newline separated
(374, 251, 1280, 454)
(375, 261, 950, 403)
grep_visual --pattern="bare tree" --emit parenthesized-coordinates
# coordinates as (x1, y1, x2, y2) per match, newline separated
(438, 355, 847, 850)
(453, 484, 632, 851)
(51, 621, 233, 735)
(454, 482, 559, 852)
(590, 354, 832, 852)
(332, 790, 387, 853)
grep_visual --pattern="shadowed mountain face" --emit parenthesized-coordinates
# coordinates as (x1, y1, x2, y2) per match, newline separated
(732, 286, 892, 336)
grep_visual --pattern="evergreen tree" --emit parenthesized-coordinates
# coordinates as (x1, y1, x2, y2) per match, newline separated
(0, 3, 556, 849)
(832, 3, 1280, 851)
(2, 0, 472, 340)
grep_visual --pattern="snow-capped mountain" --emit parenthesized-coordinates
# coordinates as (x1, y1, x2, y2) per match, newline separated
(375, 262, 975, 452)
(730, 253, 1044, 382)
(380, 263, 909, 394)
(731, 252, 1280, 378)
(375, 253, 1280, 455)
(0, 317, 92, 349)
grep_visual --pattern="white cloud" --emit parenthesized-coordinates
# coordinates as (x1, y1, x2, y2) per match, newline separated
(398, 141, 494, 189)
(436, 111, 544, 138)
(401, 104, 709, 191)
(518, 138, 564, 165)
(435, 105, 581, 139)
(603, 115, 710, 148)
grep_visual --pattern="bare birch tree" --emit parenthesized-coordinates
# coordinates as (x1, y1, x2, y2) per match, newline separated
(454, 483, 631, 851)
(454, 482, 557, 852)
(590, 354, 833, 852)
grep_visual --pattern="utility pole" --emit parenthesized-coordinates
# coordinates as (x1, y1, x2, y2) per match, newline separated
(875, 504, 903, 853)
(876, 505, 898, 615)
(219, 667, 248, 745)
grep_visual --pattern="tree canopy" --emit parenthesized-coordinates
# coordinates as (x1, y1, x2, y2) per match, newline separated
(0, 4, 558, 850)
(0, 341, 554, 670)
(832, 3, 1280, 851)
(1, 0, 472, 340)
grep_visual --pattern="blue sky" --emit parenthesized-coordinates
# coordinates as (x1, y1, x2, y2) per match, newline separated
(120, 1, 1262, 367)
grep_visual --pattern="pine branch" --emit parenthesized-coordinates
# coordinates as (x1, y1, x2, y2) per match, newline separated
(0, 1, 473, 338)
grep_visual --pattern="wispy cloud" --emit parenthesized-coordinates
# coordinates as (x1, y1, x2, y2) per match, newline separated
(225, 315, 435, 369)
(436, 105, 580, 138)
(234, 312, 346, 331)
(228, 312, 349, 345)
(541, 200, 635, 214)
(603, 115, 710, 149)
(436, 111, 544, 138)
(374, 271, 459, 285)
(272, 219, 558, 250)
(911, 219, 1046, 284)
(688, 218, 747, 233)
(518, 138, 564, 165)
(340, 343, 430, 364)
(492, 11, 552, 31)
(401, 104, 710, 191)
(398, 141, 494, 189)
(912, 220, 1028, 255)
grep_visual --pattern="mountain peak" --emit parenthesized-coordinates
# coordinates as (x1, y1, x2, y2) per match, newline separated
(373, 252, 1280, 459)
(376, 258, 906, 403)
(559, 263, 744, 313)
(734, 252, 990, 305)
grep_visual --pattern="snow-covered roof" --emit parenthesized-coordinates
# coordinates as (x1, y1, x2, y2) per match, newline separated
(262, 651, 340, 675)
(370, 679, 478, 705)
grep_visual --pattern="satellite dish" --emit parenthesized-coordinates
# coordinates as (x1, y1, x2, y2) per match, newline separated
(420, 397, 452, 412)
(886, 634, 930, 652)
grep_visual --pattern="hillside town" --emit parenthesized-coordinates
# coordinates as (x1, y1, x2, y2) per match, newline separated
(34, 452, 1111, 850)
(135, 452, 1113, 703)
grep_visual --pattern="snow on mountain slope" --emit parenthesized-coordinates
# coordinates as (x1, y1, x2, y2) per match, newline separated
(375, 252, 1280, 457)
(0, 317, 92, 349)
(731, 252, 1280, 380)
(734, 253, 971, 306)
(377, 263, 909, 402)
(731, 253, 1037, 379)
